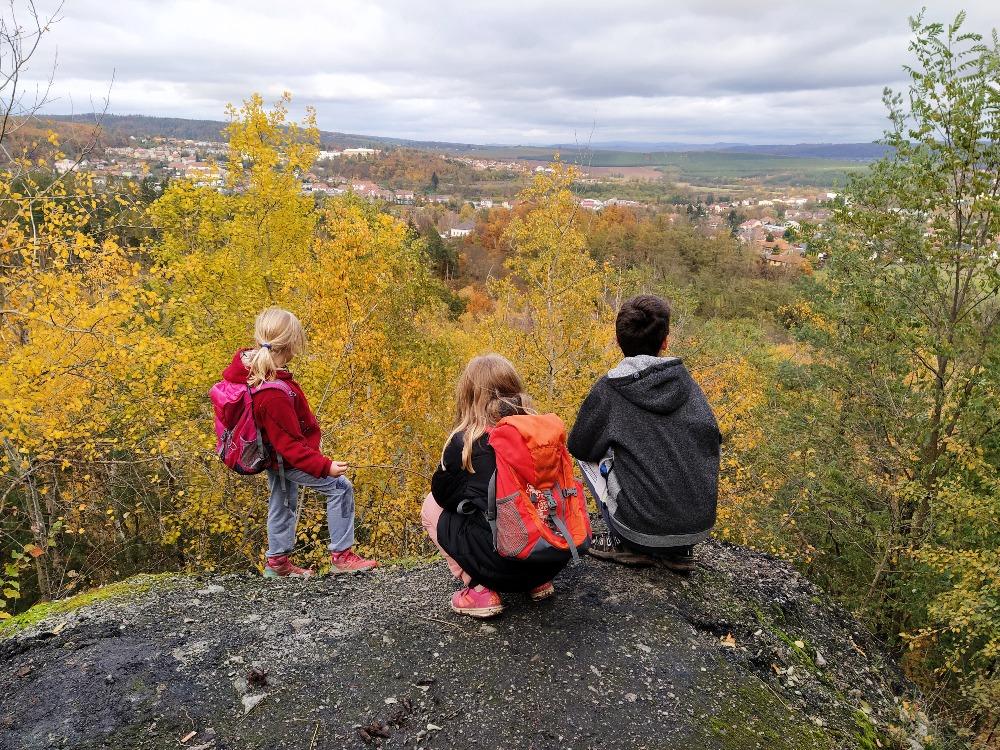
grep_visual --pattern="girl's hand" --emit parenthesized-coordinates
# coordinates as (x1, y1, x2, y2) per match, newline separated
(328, 461, 349, 478)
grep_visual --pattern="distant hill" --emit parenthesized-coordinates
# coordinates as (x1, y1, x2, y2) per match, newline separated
(567, 141, 890, 161)
(44, 114, 888, 162)
(33, 114, 873, 188)
(716, 143, 890, 160)
(43, 113, 401, 150)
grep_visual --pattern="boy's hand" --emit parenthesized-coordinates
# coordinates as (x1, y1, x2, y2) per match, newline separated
(327, 461, 349, 478)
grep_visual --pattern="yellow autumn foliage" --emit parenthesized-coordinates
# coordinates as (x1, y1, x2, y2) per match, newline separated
(0, 95, 773, 617)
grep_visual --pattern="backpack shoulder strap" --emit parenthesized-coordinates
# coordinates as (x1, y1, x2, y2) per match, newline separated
(251, 379, 295, 399)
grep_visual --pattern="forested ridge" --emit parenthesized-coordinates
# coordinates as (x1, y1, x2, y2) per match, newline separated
(1, 11, 998, 746)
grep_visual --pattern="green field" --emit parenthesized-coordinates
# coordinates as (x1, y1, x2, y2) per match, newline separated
(529, 149, 867, 188)
(438, 142, 869, 188)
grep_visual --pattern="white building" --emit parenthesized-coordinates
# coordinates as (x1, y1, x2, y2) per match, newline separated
(449, 221, 474, 238)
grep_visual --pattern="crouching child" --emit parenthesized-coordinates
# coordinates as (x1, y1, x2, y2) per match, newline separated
(568, 295, 721, 572)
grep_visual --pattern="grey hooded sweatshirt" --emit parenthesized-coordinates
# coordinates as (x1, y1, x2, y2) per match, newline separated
(568, 356, 721, 547)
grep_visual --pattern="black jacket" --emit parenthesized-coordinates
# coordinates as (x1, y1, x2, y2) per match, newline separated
(568, 356, 721, 547)
(431, 433, 567, 591)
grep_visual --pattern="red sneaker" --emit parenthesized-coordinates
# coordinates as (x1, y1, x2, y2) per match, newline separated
(451, 585, 504, 618)
(329, 548, 378, 573)
(528, 581, 555, 602)
(264, 555, 314, 578)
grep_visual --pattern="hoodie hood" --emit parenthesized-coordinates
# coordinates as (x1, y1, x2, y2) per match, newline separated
(221, 349, 293, 385)
(607, 356, 691, 415)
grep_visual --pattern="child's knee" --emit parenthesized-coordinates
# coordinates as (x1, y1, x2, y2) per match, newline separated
(420, 493, 439, 530)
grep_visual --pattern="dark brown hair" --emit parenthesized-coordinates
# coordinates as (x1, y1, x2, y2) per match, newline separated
(615, 295, 671, 357)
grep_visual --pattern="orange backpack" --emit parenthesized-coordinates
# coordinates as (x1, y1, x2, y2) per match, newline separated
(487, 414, 592, 563)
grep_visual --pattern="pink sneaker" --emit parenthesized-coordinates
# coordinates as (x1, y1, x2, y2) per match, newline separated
(451, 585, 504, 618)
(264, 555, 314, 578)
(329, 548, 378, 573)
(528, 581, 555, 602)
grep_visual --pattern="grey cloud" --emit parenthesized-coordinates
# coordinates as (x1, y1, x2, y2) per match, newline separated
(22, 0, 1000, 143)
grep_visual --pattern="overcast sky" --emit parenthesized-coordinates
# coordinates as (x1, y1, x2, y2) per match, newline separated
(21, 0, 1000, 145)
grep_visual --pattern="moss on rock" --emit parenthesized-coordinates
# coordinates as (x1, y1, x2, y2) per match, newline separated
(0, 574, 174, 637)
(697, 680, 835, 750)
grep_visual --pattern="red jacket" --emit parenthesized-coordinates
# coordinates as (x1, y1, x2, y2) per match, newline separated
(222, 350, 332, 478)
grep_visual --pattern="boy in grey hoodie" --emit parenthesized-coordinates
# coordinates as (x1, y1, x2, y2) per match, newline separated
(568, 295, 721, 571)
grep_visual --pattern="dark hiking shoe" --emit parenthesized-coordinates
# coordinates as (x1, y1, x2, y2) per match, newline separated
(528, 581, 555, 602)
(586, 530, 656, 567)
(657, 545, 695, 575)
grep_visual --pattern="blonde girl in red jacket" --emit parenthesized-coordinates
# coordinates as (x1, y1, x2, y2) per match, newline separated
(221, 307, 377, 576)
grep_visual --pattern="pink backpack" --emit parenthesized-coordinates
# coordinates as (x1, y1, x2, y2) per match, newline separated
(210, 377, 294, 478)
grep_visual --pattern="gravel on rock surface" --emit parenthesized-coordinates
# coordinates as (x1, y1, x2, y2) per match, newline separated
(0, 541, 928, 750)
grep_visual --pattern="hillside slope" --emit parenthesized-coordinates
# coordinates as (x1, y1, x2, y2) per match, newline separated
(0, 542, 931, 750)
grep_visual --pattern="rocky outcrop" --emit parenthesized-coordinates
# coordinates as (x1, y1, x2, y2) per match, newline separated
(0, 541, 933, 750)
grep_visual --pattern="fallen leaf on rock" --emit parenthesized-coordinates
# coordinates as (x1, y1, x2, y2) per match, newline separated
(720, 633, 737, 649)
(247, 668, 268, 688)
(793, 640, 805, 649)
(362, 722, 390, 739)
(427, 723, 442, 731)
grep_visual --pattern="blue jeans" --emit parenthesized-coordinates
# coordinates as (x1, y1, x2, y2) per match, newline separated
(266, 468, 355, 558)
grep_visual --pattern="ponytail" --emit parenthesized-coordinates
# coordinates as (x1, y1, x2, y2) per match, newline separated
(246, 307, 306, 388)
(246, 345, 279, 388)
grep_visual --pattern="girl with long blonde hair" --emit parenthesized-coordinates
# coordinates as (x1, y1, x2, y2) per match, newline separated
(421, 354, 567, 618)
(218, 307, 377, 576)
